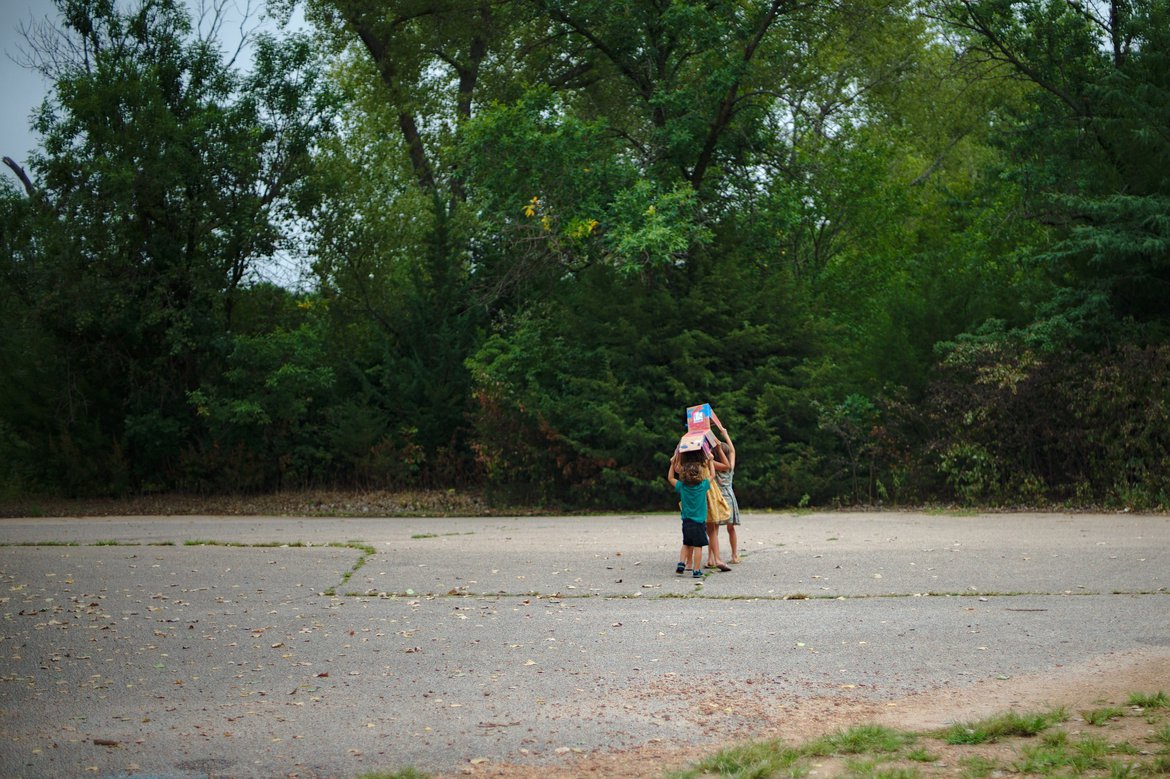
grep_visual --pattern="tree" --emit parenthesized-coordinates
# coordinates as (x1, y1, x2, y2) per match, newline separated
(929, 0, 1170, 346)
(0, 0, 337, 494)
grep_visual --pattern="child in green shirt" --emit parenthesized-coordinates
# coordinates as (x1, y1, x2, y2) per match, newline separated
(667, 450, 709, 578)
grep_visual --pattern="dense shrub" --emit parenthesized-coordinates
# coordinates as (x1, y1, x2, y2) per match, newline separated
(922, 337, 1170, 508)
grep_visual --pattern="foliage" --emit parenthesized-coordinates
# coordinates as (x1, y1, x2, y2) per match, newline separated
(186, 301, 337, 490)
(923, 334, 1170, 508)
(4, 0, 1170, 506)
(939, 708, 1067, 745)
(929, 0, 1170, 345)
(467, 251, 824, 507)
(0, 0, 337, 495)
(676, 697, 1170, 779)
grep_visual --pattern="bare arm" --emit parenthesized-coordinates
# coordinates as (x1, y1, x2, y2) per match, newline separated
(714, 419, 736, 470)
(711, 441, 730, 472)
(666, 450, 679, 488)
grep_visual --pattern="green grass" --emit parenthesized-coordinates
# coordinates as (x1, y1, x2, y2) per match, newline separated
(904, 747, 937, 763)
(1014, 733, 1118, 774)
(673, 738, 804, 778)
(1084, 705, 1127, 725)
(957, 754, 999, 778)
(1130, 691, 1170, 710)
(668, 693, 1170, 779)
(938, 708, 1067, 744)
(806, 725, 916, 756)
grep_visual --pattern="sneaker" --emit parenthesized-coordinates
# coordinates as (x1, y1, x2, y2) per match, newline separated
(692, 569, 703, 578)
(676, 562, 686, 574)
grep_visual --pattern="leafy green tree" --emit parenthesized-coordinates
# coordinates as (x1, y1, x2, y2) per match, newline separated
(186, 295, 338, 491)
(0, 0, 337, 494)
(929, 0, 1170, 346)
(309, 0, 1049, 506)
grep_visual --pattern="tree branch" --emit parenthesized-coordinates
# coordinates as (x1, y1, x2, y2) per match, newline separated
(3, 156, 39, 198)
(688, 0, 789, 190)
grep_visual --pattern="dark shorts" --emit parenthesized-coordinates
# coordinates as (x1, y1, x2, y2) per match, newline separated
(681, 519, 708, 548)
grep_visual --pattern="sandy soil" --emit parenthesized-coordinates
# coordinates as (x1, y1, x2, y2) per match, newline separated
(454, 649, 1170, 778)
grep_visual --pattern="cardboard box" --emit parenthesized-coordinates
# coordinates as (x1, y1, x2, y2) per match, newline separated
(676, 403, 721, 457)
(686, 403, 721, 432)
(677, 429, 718, 455)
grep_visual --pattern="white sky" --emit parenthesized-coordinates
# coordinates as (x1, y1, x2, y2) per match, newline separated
(1, 0, 54, 166)
(0, 0, 306, 169)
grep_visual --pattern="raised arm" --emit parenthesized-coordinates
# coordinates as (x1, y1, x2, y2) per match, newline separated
(714, 418, 736, 470)
(666, 450, 679, 488)
(711, 440, 730, 472)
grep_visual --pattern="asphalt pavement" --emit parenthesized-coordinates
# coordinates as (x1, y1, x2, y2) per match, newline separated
(1, 511, 1168, 778)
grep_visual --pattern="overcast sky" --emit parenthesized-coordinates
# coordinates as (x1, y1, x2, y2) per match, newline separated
(1, 0, 54, 166)
(0, 0, 306, 171)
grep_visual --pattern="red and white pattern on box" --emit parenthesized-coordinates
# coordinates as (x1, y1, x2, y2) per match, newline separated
(686, 403, 712, 432)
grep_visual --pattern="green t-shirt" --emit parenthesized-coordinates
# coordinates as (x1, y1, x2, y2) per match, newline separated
(675, 479, 709, 523)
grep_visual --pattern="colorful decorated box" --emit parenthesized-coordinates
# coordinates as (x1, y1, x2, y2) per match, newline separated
(686, 403, 721, 432)
(678, 402, 720, 454)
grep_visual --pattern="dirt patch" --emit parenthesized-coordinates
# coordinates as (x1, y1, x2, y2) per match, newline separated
(447, 649, 1170, 778)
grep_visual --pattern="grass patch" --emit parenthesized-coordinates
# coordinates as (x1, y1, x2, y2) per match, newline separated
(1130, 691, 1170, 710)
(621, 690, 1170, 779)
(1152, 723, 1170, 747)
(807, 725, 915, 756)
(904, 747, 937, 763)
(671, 738, 803, 778)
(938, 708, 1067, 744)
(957, 755, 999, 778)
(1013, 733, 1118, 774)
(1084, 705, 1127, 725)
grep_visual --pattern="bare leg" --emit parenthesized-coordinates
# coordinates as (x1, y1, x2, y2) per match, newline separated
(728, 524, 740, 563)
(706, 524, 731, 570)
